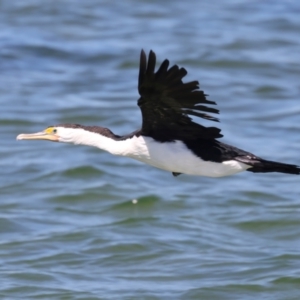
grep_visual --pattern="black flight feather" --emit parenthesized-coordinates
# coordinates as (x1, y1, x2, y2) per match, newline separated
(138, 50, 222, 141)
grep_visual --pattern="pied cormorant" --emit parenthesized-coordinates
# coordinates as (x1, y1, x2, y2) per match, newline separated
(17, 50, 300, 177)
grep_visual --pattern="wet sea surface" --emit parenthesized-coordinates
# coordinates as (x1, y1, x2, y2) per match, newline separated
(1, 1, 300, 299)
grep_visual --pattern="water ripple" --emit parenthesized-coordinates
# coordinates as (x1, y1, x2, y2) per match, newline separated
(1, 0, 300, 299)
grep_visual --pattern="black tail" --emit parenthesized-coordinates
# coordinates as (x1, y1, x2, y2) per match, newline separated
(236, 157, 300, 175)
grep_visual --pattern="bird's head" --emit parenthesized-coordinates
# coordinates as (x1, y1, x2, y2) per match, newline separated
(16, 124, 121, 154)
(16, 126, 75, 143)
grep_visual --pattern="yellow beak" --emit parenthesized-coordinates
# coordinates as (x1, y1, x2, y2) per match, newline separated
(16, 131, 59, 142)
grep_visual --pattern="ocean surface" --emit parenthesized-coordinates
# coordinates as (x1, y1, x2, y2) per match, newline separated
(1, 1, 300, 299)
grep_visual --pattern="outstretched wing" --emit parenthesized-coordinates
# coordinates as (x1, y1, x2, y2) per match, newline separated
(137, 50, 222, 141)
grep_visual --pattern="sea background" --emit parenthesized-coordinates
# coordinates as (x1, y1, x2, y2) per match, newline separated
(1, 1, 300, 299)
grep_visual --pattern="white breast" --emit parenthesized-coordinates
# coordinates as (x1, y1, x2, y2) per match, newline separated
(118, 136, 250, 177)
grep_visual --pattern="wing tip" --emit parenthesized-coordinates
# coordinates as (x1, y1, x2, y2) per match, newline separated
(140, 49, 147, 66)
(139, 49, 147, 88)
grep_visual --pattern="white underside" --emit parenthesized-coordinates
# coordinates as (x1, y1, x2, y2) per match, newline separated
(64, 129, 250, 178)
(118, 135, 250, 177)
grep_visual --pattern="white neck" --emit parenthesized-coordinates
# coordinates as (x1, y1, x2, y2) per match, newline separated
(60, 128, 127, 156)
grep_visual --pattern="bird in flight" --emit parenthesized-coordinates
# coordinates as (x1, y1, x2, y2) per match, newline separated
(17, 50, 299, 177)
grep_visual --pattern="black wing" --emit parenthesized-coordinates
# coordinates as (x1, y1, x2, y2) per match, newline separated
(137, 50, 222, 142)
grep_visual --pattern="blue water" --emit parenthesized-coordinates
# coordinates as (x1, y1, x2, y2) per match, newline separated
(1, 1, 300, 299)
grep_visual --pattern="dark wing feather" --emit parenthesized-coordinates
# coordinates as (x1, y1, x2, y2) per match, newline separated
(138, 50, 222, 141)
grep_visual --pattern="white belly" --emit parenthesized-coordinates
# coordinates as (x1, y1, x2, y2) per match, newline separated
(120, 136, 249, 178)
